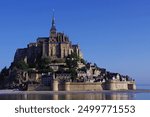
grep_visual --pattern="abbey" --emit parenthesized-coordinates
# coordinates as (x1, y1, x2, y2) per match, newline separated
(14, 15, 82, 65)
(0, 14, 136, 91)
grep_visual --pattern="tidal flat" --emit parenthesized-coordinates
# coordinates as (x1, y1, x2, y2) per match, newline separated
(0, 89, 150, 100)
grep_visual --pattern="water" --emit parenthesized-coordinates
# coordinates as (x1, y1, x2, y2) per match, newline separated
(0, 84, 150, 100)
(137, 84, 150, 90)
(134, 84, 150, 100)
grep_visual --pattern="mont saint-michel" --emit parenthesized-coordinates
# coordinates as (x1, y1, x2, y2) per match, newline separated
(0, 15, 136, 91)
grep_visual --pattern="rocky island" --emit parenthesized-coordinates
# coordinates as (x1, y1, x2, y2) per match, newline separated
(0, 15, 136, 91)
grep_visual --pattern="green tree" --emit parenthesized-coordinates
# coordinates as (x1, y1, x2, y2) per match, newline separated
(0, 67, 9, 88)
(13, 60, 29, 70)
(66, 53, 79, 68)
(37, 57, 51, 69)
(78, 67, 87, 72)
(67, 68, 77, 82)
(65, 53, 81, 81)
(37, 57, 52, 73)
(80, 59, 86, 65)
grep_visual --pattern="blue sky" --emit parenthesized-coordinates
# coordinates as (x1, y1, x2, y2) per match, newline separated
(0, 0, 150, 84)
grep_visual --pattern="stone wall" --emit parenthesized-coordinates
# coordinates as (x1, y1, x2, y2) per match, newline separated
(105, 81, 136, 90)
(64, 82, 103, 91)
(28, 80, 136, 91)
(28, 84, 51, 91)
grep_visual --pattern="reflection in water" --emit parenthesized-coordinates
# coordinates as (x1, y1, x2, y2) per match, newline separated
(0, 92, 135, 100)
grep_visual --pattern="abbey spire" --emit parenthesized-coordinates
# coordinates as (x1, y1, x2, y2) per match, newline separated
(50, 10, 56, 38)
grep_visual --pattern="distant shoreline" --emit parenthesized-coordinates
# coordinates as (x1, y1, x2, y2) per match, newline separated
(0, 89, 150, 95)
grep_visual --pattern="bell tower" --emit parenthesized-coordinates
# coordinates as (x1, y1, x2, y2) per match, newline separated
(50, 10, 57, 38)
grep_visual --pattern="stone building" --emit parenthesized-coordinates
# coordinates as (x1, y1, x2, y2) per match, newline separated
(14, 15, 82, 65)
(10, 13, 136, 91)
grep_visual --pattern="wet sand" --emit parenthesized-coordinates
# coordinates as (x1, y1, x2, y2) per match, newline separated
(0, 89, 150, 95)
